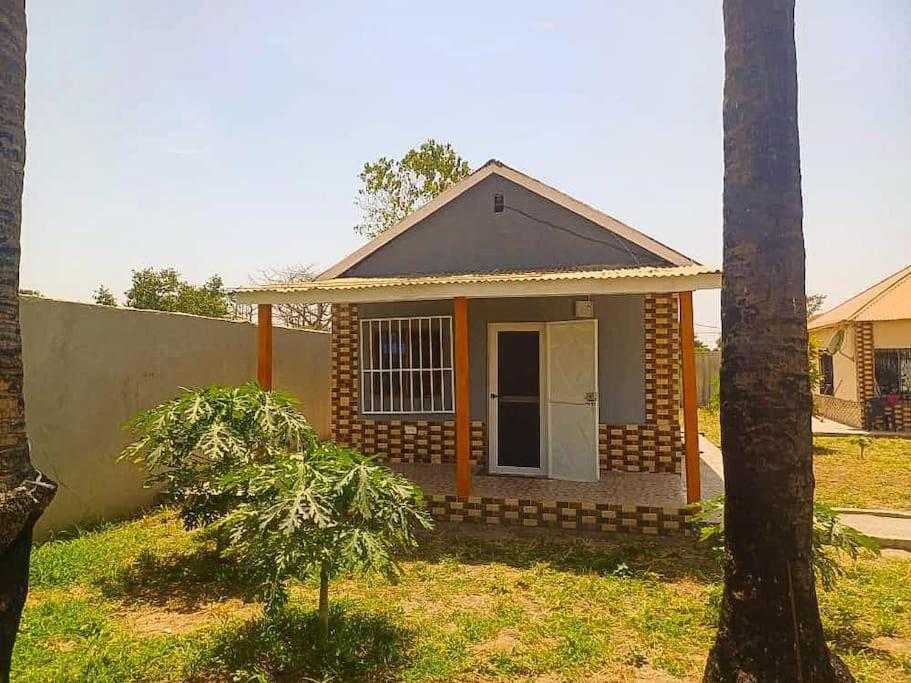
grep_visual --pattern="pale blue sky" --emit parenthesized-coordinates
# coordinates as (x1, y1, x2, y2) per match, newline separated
(21, 1, 910, 343)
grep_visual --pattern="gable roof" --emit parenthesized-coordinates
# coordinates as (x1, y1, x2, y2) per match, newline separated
(317, 159, 698, 281)
(808, 264, 911, 331)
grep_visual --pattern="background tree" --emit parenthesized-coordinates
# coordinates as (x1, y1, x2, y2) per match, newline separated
(17, 289, 41, 297)
(806, 293, 827, 318)
(96, 267, 230, 317)
(355, 139, 471, 238)
(93, 285, 117, 306)
(706, 1, 852, 681)
(253, 265, 331, 330)
(0, 3, 57, 679)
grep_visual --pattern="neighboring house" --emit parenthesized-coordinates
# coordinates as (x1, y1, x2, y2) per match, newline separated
(236, 160, 721, 535)
(809, 264, 911, 431)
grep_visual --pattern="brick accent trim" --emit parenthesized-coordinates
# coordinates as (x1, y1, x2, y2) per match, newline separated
(845, 322, 910, 432)
(332, 303, 486, 465)
(427, 494, 690, 536)
(599, 424, 681, 473)
(855, 321, 876, 405)
(812, 394, 863, 428)
(891, 404, 911, 432)
(598, 294, 684, 474)
(332, 297, 684, 473)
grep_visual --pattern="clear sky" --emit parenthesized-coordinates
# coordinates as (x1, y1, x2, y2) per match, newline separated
(20, 1, 910, 344)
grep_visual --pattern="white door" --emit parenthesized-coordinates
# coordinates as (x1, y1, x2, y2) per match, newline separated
(546, 320, 599, 482)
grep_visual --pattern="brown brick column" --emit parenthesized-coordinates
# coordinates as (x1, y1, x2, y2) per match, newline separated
(330, 303, 359, 446)
(854, 321, 875, 405)
(599, 294, 685, 474)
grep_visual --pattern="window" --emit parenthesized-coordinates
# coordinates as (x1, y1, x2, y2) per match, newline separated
(819, 353, 834, 396)
(360, 316, 454, 414)
(874, 348, 911, 396)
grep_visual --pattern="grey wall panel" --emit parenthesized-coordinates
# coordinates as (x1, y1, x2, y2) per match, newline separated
(344, 175, 667, 277)
(357, 295, 646, 424)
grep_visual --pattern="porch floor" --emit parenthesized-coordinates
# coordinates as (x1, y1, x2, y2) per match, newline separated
(389, 462, 689, 509)
(389, 434, 724, 509)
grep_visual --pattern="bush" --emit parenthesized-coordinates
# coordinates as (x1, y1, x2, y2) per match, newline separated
(692, 496, 879, 590)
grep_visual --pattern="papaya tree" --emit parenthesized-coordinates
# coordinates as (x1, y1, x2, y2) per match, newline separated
(220, 442, 433, 641)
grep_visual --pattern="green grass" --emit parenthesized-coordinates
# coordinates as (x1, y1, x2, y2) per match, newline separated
(11, 509, 911, 682)
(698, 408, 911, 511)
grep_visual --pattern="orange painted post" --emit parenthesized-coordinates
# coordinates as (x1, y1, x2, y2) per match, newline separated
(257, 303, 273, 391)
(454, 296, 471, 498)
(679, 291, 701, 503)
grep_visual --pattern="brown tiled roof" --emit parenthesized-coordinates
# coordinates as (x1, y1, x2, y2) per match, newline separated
(808, 264, 911, 330)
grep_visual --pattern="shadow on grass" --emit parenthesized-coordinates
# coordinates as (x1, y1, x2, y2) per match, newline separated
(99, 545, 262, 609)
(406, 527, 722, 583)
(185, 604, 411, 682)
(813, 443, 839, 456)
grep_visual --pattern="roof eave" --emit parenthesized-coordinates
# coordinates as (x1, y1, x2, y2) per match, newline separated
(234, 270, 721, 305)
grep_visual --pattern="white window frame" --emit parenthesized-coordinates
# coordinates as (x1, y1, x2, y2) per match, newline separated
(360, 316, 455, 414)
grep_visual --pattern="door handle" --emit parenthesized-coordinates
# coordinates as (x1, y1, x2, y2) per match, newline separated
(490, 393, 499, 399)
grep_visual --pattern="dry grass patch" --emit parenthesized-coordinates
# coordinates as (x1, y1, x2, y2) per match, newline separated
(118, 597, 259, 636)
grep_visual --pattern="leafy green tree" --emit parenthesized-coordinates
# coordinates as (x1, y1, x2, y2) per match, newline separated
(121, 384, 317, 531)
(93, 285, 117, 306)
(122, 383, 432, 645)
(220, 442, 432, 639)
(119, 267, 230, 317)
(355, 139, 471, 238)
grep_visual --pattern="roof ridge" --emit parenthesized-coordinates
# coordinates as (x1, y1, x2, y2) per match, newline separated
(850, 264, 911, 319)
(809, 263, 911, 330)
(834, 264, 911, 321)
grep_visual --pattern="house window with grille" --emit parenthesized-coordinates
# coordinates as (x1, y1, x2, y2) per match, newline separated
(360, 316, 454, 414)
(819, 353, 834, 396)
(874, 348, 911, 396)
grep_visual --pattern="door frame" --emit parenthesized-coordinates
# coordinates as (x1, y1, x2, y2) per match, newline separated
(487, 322, 548, 476)
(545, 319, 600, 482)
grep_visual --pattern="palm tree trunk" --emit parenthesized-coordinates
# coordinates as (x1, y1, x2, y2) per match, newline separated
(317, 560, 330, 644)
(704, 1, 851, 681)
(0, 2, 57, 679)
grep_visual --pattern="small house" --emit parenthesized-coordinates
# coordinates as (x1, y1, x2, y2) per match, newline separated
(810, 265, 911, 431)
(236, 160, 721, 535)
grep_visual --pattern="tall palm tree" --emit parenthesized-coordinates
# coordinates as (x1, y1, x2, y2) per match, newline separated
(704, 1, 851, 680)
(0, 1, 56, 679)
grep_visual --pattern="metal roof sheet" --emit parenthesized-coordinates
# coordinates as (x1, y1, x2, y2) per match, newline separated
(808, 264, 911, 330)
(235, 265, 720, 296)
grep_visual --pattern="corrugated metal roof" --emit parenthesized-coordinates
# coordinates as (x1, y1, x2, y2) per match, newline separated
(235, 265, 721, 295)
(808, 264, 911, 330)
